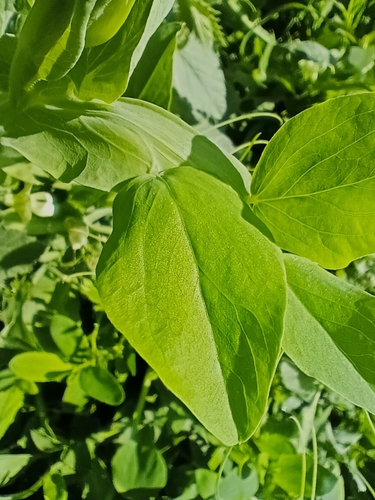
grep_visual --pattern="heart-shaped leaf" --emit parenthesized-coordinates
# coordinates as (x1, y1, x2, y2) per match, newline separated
(97, 167, 286, 445)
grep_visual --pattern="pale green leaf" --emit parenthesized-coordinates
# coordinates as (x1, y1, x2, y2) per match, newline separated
(283, 254, 375, 413)
(9, 352, 72, 382)
(96, 167, 286, 445)
(112, 429, 167, 493)
(2, 98, 250, 194)
(0, 386, 24, 440)
(250, 93, 375, 269)
(173, 33, 227, 120)
(0, 454, 33, 487)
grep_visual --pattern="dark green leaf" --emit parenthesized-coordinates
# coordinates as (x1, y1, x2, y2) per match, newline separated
(79, 366, 125, 406)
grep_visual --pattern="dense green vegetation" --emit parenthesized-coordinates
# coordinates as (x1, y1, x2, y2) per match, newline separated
(1, 0, 375, 498)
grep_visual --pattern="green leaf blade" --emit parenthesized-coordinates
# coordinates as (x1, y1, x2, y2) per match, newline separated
(2, 99, 250, 194)
(283, 253, 375, 413)
(251, 93, 375, 269)
(97, 167, 286, 445)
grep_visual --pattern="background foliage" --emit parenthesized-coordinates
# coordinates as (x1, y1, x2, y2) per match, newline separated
(1, 0, 375, 498)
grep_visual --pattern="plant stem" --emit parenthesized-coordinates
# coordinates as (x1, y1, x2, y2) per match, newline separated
(215, 446, 233, 500)
(290, 415, 306, 500)
(210, 112, 283, 130)
(133, 367, 154, 429)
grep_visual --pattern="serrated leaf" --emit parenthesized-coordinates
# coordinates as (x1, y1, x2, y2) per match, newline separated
(96, 167, 286, 445)
(250, 93, 375, 269)
(173, 33, 227, 120)
(283, 254, 375, 413)
(9, 352, 72, 382)
(2, 98, 249, 195)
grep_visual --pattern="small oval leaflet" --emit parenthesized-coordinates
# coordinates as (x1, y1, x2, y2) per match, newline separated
(79, 366, 125, 406)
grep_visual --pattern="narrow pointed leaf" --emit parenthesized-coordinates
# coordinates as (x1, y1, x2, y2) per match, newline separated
(251, 93, 375, 269)
(2, 99, 249, 194)
(96, 167, 286, 445)
(283, 254, 375, 413)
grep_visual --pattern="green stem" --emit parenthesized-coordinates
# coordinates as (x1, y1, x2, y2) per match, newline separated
(364, 410, 375, 439)
(133, 367, 154, 428)
(310, 423, 318, 500)
(210, 112, 283, 130)
(290, 415, 306, 500)
(215, 446, 233, 500)
(232, 139, 269, 155)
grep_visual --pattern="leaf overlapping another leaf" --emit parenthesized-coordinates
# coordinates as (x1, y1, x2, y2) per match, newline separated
(2, 99, 250, 194)
(283, 254, 375, 413)
(97, 167, 286, 445)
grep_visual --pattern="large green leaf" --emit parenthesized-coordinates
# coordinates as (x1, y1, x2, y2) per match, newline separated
(2, 98, 250, 194)
(250, 93, 375, 269)
(96, 167, 286, 445)
(283, 254, 375, 413)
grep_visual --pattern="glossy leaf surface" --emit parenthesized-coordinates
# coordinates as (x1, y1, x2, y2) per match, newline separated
(97, 167, 286, 445)
(251, 93, 375, 269)
(2, 99, 250, 194)
(283, 254, 375, 412)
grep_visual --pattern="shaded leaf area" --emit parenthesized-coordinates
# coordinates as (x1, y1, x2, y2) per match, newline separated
(283, 254, 375, 413)
(251, 93, 375, 269)
(97, 166, 286, 445)
(9, 0, 96, 104)
(1, 98, 249, 194)
(126, 21, 181, 110)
